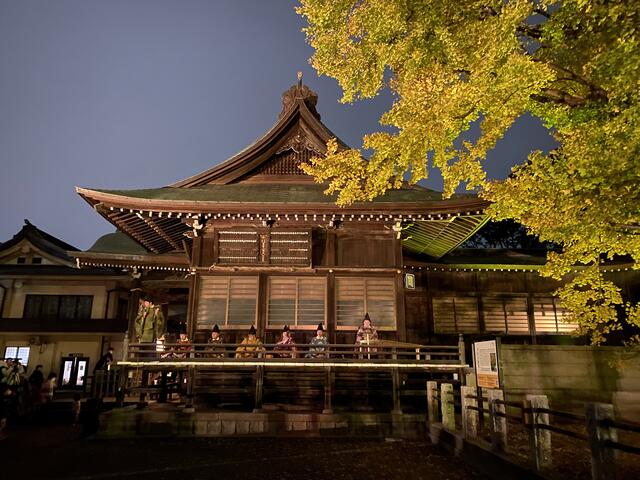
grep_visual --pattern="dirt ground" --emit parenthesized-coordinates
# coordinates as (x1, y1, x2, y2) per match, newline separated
(1, 423, 488, 480)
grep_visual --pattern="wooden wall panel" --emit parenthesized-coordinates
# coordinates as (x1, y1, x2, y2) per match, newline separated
(336, 234, 395, 267)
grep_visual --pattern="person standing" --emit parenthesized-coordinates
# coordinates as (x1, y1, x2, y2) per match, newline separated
(28, 365, 44, 390)
(355, 313, 378, 345)
(94, 347, 114, 373)
(134, 298, 166, 344)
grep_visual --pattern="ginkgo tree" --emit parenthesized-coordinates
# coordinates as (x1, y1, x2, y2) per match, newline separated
(297, 0, 640, 344)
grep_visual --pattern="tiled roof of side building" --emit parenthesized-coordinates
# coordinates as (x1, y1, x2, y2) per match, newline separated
(88, 231, 149, 255)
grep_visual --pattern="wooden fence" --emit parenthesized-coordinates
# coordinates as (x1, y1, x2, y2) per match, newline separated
(427, 381, 640, 480)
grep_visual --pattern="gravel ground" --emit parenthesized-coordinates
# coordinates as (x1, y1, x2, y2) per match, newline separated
(2, 424, 488, 480)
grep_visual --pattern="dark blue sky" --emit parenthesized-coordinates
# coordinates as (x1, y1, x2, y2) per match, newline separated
(0, 0, 555, 250)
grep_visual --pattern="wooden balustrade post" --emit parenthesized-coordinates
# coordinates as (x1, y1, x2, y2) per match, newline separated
(391, 368, 403, 414)
(441, 383, 455, 431)
(586, 403, 618, 480)
(426, 381, 439, 424)
(323, 366, 333, 414)
(488, 389, 507, 451)
(461, 385, 478, 438)
(254, 365, 264, 413)
(525, 394, 551, 471)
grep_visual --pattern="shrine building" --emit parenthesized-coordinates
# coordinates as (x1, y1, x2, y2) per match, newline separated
(70, 79, 639, 347)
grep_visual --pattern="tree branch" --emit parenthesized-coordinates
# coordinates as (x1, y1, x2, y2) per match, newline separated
(533, 8, 551, 19)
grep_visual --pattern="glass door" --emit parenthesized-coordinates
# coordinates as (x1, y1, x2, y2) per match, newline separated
(59, 356, 90, 389)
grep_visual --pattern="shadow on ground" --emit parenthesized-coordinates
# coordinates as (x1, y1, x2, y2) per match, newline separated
(3, 423, 488, 480)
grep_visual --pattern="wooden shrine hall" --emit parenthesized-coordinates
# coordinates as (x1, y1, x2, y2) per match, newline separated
(70, 78, 640, 428)
(73, 77, 491, 349)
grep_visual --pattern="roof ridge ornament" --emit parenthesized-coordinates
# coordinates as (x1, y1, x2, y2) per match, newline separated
(280, 72, 320, 119)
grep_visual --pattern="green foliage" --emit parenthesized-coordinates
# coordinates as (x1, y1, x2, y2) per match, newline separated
(297, 0, 640, 344)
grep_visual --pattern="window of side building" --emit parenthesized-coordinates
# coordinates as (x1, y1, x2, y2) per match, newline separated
(23, 295, 93, 319)
(432, 296, 479, 333)
(532, 296, 578, 334)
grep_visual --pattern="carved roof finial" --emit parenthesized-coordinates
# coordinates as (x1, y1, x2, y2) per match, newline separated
(280, 73, 320, 119)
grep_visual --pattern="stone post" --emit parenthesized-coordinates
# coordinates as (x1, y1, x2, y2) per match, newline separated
(586, 403, 618, 480)
(488, 389, 507, 451)
(426, 381, 439, 424)
(441, 383, 455, 431)
(461, 385, 478, 438)
(525, 394, 551, 470)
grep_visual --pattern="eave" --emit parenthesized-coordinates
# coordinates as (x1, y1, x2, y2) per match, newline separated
(73, 251, 190, 272)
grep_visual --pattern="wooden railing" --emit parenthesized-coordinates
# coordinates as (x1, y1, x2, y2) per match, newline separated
(123, 341, 465, 366)
(426, 381, 640, 480)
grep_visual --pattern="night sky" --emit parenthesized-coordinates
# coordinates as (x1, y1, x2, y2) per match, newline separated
(0, 0, 556, 250)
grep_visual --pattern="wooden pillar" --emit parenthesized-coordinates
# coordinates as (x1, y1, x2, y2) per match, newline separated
(391, 368, 402, 414)
(127, 288, 141, 342)
(527, 292, 537, 344)
(257, 273, 268, 338)
(461, 385, 478, 438)
(186, 273, 199, 340)
(326, 271, 336, 343)
(254, 365, 264, 413)
(323, 366, 333, 414)
(441, 383, 455, 431)
(586, 403, 618, 480)
(488, 389, 507, 451)
(137, 369, 148, 409)
(395, 271, 407, 342)
(158, 370, 168, 403)
(116, 366, 127, 407)
(426, 380, 439, 424)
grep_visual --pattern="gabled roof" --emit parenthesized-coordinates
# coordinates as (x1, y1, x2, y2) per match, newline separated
(75, 79, 490, 258)
(0, 220, 78, 265)
(171, 79, 342, 186)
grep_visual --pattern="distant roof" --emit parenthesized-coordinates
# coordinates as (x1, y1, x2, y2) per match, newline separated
(0, 220, 78, 263)
(88, 231, 148, 255)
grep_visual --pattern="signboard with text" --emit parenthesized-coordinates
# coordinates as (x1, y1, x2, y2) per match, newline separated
(473, 340, 500, 389)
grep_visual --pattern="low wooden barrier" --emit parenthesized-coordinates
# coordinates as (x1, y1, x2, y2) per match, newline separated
(427, 381, 640, 480)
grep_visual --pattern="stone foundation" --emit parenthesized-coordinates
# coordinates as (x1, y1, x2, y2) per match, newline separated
(98, 405, 426, 439)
